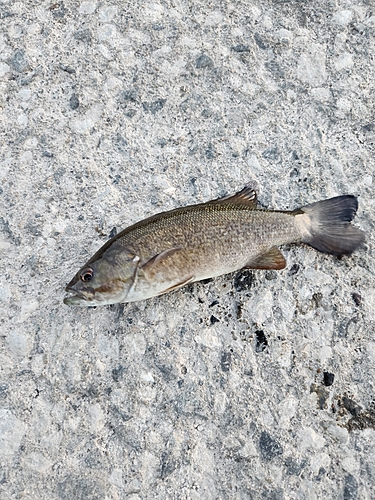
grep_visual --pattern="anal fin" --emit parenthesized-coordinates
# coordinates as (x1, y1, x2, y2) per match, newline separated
(244, 247, 286, 270)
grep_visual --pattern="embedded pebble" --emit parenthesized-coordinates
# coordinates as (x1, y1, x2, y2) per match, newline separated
(11, 49, 29, 72)
(79, 1, 97, 15)
(0, 410, 26, 459)
(332, 10, 353, 26)
(0, 62, 10, 77)
(296, 44, 327, 85)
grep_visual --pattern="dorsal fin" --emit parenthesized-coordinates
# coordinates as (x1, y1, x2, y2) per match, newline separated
(213, 186, 257, 207)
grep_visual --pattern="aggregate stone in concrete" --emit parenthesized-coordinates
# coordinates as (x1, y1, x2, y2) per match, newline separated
(0, 1, 375, 499)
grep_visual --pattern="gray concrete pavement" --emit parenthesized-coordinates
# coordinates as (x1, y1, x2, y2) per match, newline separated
(1, 1, 374, 498)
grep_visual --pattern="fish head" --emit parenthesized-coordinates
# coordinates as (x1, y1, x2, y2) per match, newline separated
(64, 244, 139, 306)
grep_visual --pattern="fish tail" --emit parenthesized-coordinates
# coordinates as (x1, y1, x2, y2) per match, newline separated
(295, 195, 365, 255)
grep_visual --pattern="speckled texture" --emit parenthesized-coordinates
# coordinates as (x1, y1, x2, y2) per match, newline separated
(0, 1, 374, 499)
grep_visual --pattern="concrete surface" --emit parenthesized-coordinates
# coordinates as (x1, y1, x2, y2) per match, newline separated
(1, 0, 375, 499)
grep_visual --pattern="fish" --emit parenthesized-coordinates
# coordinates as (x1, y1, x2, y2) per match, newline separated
(63, 187, 365, 307)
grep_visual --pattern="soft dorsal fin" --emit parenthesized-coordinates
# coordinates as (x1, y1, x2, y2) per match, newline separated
(244, 247, 286, 270)
(213, 186, 257, 207)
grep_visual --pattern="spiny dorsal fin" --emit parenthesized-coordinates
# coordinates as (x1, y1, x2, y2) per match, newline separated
(244, 247, 286, 270)
(213, 186, 257, 208)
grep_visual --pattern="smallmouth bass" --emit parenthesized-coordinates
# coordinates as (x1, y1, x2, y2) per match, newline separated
(64, 187, 365, 306)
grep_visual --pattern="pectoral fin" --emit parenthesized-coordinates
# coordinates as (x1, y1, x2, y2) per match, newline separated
(244, 247, 286, 270)
(157, 276, 195, 295)
(140, 247, 182, 272)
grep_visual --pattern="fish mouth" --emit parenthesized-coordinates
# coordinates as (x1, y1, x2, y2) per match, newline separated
(64, 286, 95, 306)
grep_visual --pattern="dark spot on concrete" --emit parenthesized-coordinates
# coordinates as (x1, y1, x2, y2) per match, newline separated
(234, 270, 256, 291)
(0, 217, 21, 245)
(152, 23, 165, 31)
(209, 300, 219, 308)
(11, 50, 29, 73)
(59, 64, 75, 74)
(0, 5, 13, 19)
(50, 2, 67, 19)
(205, 144, 216, 159)
(221, 352, 231, 372)
(343, 474, 358, 500)
(201, 108, 212, 118)
(122, 89, 138, 102)
(323, 371, 334, 386)
(74, 28, 92, 42)
(0, 384, 8, 400)
(115, 133, 128, 152)
(57, 476, 104, 500)
(262, 147, 279, 160)
(236, 302, 243, 319)
(155, 363, 173, 381)
(160, 452, 177, 479)
(259, 431, 283, 461)
(314, 467, 326, 482)
(310, 384, 329, 409)
(338, 317, 358, 338)
(112, 365, 125, 382)
(108, 227, 117, 239)
(255, 330, 268, 353)
(352, 292, 361, 306)
(69, 94, 79, 110)
(25, 222, 42, 237)
(53, 167, 66, 185)
(346, 410, 375, 432)
(143, 98, 167, 114)
(231, 44, 250, 53)
(210, 315, 220, 325)
(362, 123, 374, 132)
(84, 447, 103, 468)
(254, 33, 268, 50)
(262, 488, 284, 500)
(266, 61, 286, 79)
(312, 292, 323, 308)
(42, 151, 54, 157)
(196, 54, 214, 69)
(110, 404, 132, 423)
(284, 457, 307, 476)
(341, 396, 362, 417)
(201, 278, 213, 285)
(124, 109, 137, 118)
(265, 270, 278, 280)
(288, 263, 299, 275)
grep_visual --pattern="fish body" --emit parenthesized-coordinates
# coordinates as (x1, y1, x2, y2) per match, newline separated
(64, 187, 365, 306)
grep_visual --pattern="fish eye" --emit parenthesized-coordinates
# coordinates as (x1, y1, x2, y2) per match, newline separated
(80, 268, 94, 282)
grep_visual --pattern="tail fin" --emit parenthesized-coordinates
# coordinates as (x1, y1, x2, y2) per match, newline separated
(296, 195, 365, 256)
